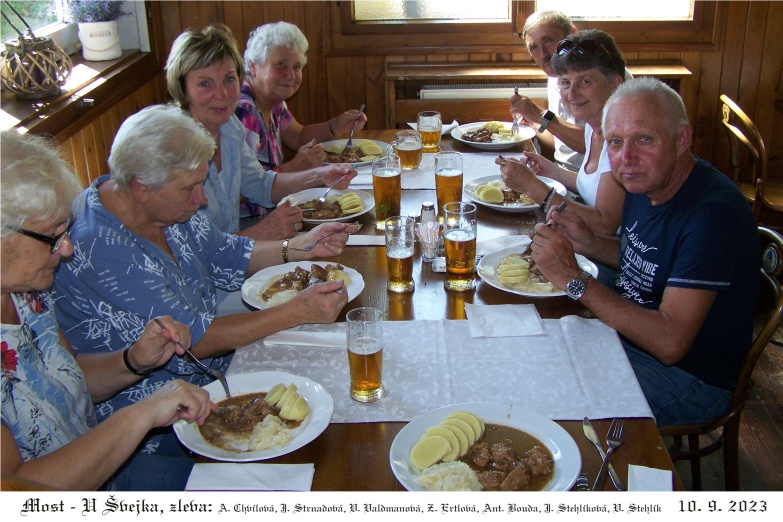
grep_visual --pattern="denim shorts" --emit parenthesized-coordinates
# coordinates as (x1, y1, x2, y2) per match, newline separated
(623, 342, 732, 427)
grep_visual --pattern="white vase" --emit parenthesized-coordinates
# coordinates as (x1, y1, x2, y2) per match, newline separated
(78, 21, 122, 61)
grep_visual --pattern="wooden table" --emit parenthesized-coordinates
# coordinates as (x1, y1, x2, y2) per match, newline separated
(224, 131, 683, 491)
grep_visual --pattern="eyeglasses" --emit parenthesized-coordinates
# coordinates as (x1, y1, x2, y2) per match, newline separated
(556, 39, 612, 59)
(6, 213, 76, 253)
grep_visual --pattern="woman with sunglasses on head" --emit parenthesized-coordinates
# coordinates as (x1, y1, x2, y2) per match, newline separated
(497, 29, 629, 238)
(1, 131, 212, 490)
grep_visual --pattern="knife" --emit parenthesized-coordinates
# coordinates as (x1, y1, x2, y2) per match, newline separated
(583, 417, 625, 491)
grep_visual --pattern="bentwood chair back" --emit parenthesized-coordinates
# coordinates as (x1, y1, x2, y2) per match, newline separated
(719, 95, 783, 228)
(659, 226, 783, 490)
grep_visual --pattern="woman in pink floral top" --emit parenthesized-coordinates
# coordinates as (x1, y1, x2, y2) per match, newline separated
(236, 22, 367, 173)
(1, 131, 212, 490)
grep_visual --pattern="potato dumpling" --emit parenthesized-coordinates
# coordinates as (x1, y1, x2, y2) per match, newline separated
(327, 269, 351, 285)
(274, 383, 298, 408)
(448, 411, 484, 439)
(410, 435, 451, 471)
(441, 418, 475, 446)
(284, 394, 310, 421)
(360, 142, 383, 156)
(265, 383, 287, 406)
(478, 186, 504, 204)
(424, 427, 460, 462)
(439, 423, 469, 457)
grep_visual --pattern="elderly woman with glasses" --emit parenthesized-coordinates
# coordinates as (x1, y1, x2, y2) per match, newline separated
(52, 105, 353, 463)
(236, 21, 367, 173)
(1, 130, 212, 490)
(165, 24, 356, 241)
(497, 29, 629, 238)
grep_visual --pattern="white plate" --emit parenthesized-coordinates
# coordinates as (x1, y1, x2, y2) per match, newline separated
(173, 371, 334, 462)
(450, 122, 536, 150)
(241, 261, 364, 310)
(464, 175, 567, 213)
(279, 188, 374, 224)
(321, 139, 389, 166)
(389, 403, 581, 491)
(477, 245, 598, 298)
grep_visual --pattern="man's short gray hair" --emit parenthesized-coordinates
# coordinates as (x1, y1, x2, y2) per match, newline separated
(109, 104, 216, 190)
(522, 10, 575, 41)
(1, 131, 83, 236)
(244, 21, 308, 73)
(602, 77, 689, 134)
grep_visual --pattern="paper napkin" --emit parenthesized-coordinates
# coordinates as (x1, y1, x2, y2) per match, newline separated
(347, 235, 385, 246)
(464, 303, 545, 338)
(476, 235, 532, 256)
(628, 464, 673, 491)
(407, 120, 459, 135)
(263, 329, 346, 347)
(185, 463, 315, 491)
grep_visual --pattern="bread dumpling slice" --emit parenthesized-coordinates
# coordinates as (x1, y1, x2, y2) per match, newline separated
(265, 383, 287, 406)
(441, 418, 475, 446)
(439, 424, 469, 457)
(410, 435, 451, 471)
(274, 383, 298, 408)
(284, 394, 310, 421)
(424, 427, 459, 462)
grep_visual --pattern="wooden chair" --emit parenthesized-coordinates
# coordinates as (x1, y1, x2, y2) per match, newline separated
(719, 95, 783, 228)
(659, 226, 783, 490)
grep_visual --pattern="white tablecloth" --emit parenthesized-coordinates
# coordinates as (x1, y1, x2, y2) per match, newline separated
(226, 316, 653, 423)
(349, 152, 515, 190)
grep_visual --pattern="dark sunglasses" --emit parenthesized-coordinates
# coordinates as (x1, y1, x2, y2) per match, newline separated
(556, 39, 612, 59)
(7, 212, 76, 253)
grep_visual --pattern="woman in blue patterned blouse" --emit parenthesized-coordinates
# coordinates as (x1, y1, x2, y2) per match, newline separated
(1, 130, 213, 490)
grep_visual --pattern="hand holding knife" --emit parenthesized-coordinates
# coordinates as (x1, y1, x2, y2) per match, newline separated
(583, 417, 626, 491)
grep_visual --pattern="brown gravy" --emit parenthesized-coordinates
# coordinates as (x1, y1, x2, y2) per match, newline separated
(198, 392, 301, 452)
(460, 423, 554, 491)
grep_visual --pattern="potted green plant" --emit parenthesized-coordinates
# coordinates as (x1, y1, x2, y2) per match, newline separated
(67, 1, 129, 61)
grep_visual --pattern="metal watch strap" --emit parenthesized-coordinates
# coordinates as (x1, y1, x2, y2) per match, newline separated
(539, 110, 555, 133)
(567, 270, 591, 301)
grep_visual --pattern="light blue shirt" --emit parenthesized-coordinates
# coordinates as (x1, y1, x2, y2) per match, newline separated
(1, 292, 95, 462)
(202, 115, 277, 234)
(53, 176, 254, 443)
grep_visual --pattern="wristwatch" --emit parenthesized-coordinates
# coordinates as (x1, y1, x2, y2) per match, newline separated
(538, 110, 555, 133)
(566, 270, 592, 301)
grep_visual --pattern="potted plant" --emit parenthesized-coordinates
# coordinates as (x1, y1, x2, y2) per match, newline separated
(67, 1, 129, 61)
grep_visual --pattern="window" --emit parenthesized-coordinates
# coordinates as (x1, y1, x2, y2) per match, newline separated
(535, 0, 693, 21)
(353, 0, 510, 23)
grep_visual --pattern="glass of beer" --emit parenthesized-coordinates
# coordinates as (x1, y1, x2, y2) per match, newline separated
(389, 130, 422, 170)
(385, 216, 415, 293)
(435, 151, 464, 218)
(443, 202, 477, 291)
(418, 111, 442, 152)
(346, 307, 384, 403)
(372, 154, 401, 230)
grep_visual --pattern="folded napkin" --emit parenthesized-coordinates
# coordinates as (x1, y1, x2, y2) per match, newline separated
(408, 120, 459, 135)
(464, 303, 545, 338)
(347, 235, 385, 246)
(628, 464, 673, 491)
(477, 234, 531, 256)
(185, 463, 314, 491)
(264, 329, 346, 347)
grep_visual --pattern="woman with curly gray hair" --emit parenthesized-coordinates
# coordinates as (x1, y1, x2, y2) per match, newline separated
(1, 130, 209, 490)
(236, 21, 367, 172)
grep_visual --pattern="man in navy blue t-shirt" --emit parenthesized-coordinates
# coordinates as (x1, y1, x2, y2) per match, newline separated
(530, 77, 759, 426)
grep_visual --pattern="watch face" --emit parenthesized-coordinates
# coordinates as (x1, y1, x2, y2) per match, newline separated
(567, 279, 586, 300)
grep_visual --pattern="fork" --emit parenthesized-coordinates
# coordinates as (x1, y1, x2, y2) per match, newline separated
(592, 418, 625, 491)
(340, 103, 365, 155)
(153, 318, 231, 398)
(510, 86, 521, 136)
(288, 222, 363, 252)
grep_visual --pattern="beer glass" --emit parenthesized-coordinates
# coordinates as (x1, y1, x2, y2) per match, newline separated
(417, 111, 442, 152)
(372, 154, 401, 230)
(435, 151, 464, 218)
(389, 130, 422, 170)
(346, 307, 384, 402)
(385, 216, 415, 293)
(443, 202, 477, 291)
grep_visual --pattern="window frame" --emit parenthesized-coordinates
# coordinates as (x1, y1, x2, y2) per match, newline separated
(336, 0, 721, 53)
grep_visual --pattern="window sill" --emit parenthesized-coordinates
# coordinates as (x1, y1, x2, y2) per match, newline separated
(1, 50, 160, 140)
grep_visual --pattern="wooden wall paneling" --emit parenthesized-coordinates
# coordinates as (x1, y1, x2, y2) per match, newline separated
(326, 55, 348, 134)
(680, 51, 703, 131)
(344, 57, 366, 113)
(754, 2, 783, 141)
(175, 1, 205, 34)
(738, 1, 767, 114)
(300, 0, 328, 125)
(158, 0, 184, 50)
(223, 2, 246, 44)
(365, 55, 386, 131)
(66, 130, 89, 188)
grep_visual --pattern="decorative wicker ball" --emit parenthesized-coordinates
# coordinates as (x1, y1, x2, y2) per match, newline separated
(1, 35, 72, 99)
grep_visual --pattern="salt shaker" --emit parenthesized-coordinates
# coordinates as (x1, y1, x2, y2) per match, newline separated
(408, 211, 421, 242)
(420, 201, 436, 225)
